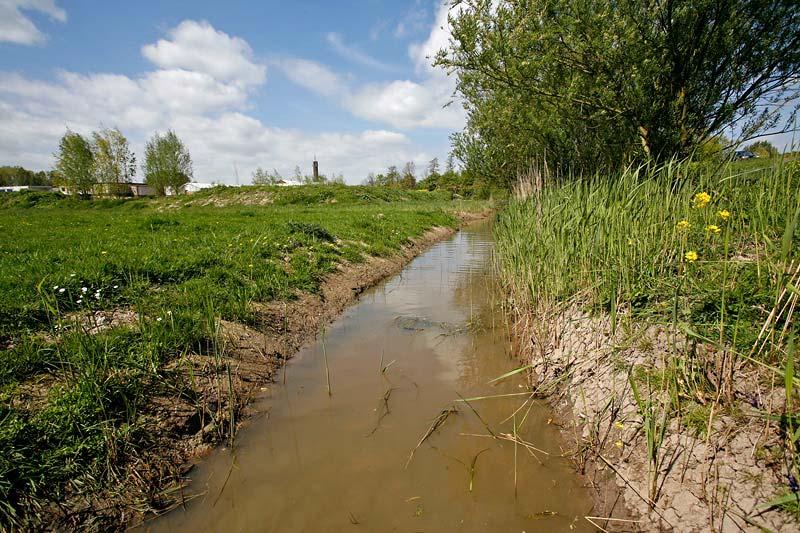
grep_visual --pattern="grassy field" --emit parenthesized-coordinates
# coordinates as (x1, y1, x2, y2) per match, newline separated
(494, 157, 800, 515)
(0, 185, 487, 528)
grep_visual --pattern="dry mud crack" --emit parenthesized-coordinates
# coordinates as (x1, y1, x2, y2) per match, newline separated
(514, 305, 797, 532)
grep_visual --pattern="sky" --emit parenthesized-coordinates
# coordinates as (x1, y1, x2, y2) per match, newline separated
(0, 0, 464, 184)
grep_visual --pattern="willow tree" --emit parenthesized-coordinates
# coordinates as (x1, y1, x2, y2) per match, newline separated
(54, 130, 95, 197)
(92, 128, 136, 196)
(438, 0, 800, 182)
(143, 130, 193, 195)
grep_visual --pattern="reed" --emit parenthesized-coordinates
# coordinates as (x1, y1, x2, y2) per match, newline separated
(495, 156, 800, 507)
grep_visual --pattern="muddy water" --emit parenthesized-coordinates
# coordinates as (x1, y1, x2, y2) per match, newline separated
(149, 222, 594, 532)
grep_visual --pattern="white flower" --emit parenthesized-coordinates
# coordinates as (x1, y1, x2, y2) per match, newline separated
(76, 299, 83, 304)
(166, 310, 172, 316)
(53, 285, 59, 290)
(81, 287, 88, 293)
(156, 317, 163, 322)
(70, 273, 76, 277)
(58, 288, 65, 293)
(113, 285, 119, 289)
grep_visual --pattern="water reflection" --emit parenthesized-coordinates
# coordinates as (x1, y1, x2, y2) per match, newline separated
(147, 221, 594, 533)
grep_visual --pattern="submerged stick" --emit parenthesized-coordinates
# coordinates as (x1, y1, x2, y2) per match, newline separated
(405, 406, 458, 469)
(456, 392, 496, 437)
(322, 326, 332, 396)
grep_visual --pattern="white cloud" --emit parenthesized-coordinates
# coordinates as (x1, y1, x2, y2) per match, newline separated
(0, 19, 444, 184)
(408, 1, 454, 77)
(171, 113, 429, 182)
(345, 80, 463, 129)
(326, 32, 398, 73)
(141, 20, 265, 87)
(393, 0, 429, 40)
(0, 20, 437, 183)
(273, 58, 346, 98)
(278, 4, 465, 131)
(345, 2, 465, 130)
(0, 0, 65, 45)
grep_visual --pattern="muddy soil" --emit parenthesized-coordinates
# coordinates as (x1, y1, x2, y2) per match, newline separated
(512, 305, 797, 532)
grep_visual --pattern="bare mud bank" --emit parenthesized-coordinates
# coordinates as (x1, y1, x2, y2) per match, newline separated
(513, 305, 795, 532)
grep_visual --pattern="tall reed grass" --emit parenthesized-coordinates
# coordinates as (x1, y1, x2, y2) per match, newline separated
(495, 156, 800, 506)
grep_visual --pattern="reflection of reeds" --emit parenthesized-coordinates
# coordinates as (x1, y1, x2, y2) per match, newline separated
(405, 406, 458, 468)
(366, 387, 396, 437)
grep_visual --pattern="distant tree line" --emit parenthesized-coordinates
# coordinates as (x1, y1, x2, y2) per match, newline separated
(359, 155, 496, 198)
(0, 166, 55, 187)
(53, 128, 193, 197)
(251, 165, 345, 186)
(437, 0, 800, 185)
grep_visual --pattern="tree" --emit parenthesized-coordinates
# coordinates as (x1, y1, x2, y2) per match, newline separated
(143, 130, 193, 196)
(0, 166, 53, 187)
(746, 140, 779, 158)
(363, 172, 376, 186)
(427, 158, 440, 178)
(400, 162, 417, 189)
(438, 0, 800, 183)
(252, 167, 283, 185)
(444, 154, 455, 175)
(384, 165, 400, 187)
(54, 130, 95, 196)
(92, 128, 136, 196)
(419, 158, 442, 191)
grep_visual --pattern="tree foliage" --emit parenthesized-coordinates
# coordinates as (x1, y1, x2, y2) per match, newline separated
(438, 0, 800, 183)
(54, 130, 95, 196)
(252, 167, 284, 185)
(746, 140, 779, 158)
(0, 167, 53, 187)
(92, 128, 136, 195)
(143, 130, 193, 195)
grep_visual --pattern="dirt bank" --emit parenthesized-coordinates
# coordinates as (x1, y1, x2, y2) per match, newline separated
(76, 212, 484, 529)
(512, 304, 795, 532)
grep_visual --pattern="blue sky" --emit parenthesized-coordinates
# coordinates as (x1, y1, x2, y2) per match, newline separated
(0, 0, 462, 183)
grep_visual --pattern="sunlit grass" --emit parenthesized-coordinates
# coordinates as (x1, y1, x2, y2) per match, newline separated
(0, 185, 486, 528)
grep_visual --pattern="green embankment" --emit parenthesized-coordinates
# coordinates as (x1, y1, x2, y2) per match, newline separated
(0, 184, 486, 527)
(494, 157, 800, 509)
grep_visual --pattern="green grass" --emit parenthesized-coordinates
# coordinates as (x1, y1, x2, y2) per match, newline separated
(494, 157, 800, 506)
(0, 184, 487, 528)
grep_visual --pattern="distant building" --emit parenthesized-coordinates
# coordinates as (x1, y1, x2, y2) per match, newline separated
(183, 182, 217, 194)
(91, 182, 155, 197)
(0, 185, 56, 193)
(129, 183, 155, 197)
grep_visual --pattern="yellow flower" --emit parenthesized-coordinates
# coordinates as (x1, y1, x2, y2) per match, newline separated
(705, 224, 721, 234)
(685, 250, 698, 262)
(693, 192, 711, 208)
(718, 210, 730, 220)
(614, 440, 624, 449)
(614, 421, 625, 430)
(676, 219, 691, 231)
